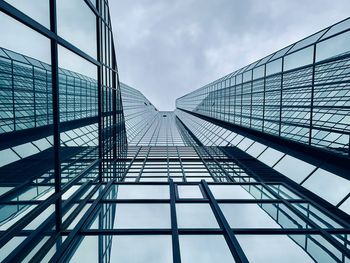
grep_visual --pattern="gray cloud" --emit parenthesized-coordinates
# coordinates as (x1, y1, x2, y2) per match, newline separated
(110, 0, 350, 110)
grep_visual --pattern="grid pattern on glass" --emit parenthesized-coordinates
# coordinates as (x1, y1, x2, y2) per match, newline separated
(176, 18, 350, 157)
(120, 83, 187, 146)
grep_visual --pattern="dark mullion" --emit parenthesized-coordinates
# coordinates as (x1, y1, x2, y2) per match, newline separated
(96, 0, 103, 181)
(308, 44, 317, 146)
(169, 180, 181, 263)
(201, 180, 249, 263)
(49, 0, 62, 234)
(49, 179, 114, 263)
(2, 180, 93, 263)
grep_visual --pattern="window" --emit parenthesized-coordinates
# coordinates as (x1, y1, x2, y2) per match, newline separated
(179, 235, 234, 263)
(176, 204, 218, 228)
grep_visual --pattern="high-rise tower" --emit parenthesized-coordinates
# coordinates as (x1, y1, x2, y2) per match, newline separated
(0, 1, 349, 262)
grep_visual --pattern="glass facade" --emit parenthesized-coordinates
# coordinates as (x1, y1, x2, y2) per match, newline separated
(0, 1, 349, 262)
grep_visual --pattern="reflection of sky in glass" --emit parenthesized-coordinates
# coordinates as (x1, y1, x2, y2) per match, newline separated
(58, 45, 97, 79)
(176, 203, 219, 228)
(4, 0, 50, 27)
(237, 235, 314, 263)
(110, 235, 173, 263)
(113, 203, 170, 229)
(0, 12, 50, 63)
(179, 235, 234, 263)
(302, 168, 350, 205)
(220, 203, 281, 228)
(57, 0, 97, 58)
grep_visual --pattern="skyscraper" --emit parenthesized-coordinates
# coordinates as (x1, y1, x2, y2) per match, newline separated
(0, 0, 349, 262)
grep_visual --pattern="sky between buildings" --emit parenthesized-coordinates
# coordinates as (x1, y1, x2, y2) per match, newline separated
(110, 0, 350, 110)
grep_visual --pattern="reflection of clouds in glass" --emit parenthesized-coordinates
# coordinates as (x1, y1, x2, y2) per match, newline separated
(220, 203, 281, 229)
(113, 203, 171, 229)
(110, 235, 173, 263)
(5, 0, 49, 27)
(179, 235, 234, 263)
(58, 45, 96, 79)
(302, 168, 350, 205)
(0, 12, 50, 63)
(69, 236, 99, 263)
(237, 235, 314, 263)
(57, 0, 97, 58)
(176, 203, 219, 228)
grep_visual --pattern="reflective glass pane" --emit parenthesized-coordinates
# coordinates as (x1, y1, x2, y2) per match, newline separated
(266, 58, 282, 76)
(209, 185, 255, 199)
(316, 31, 350, 62)
(220, 203, 281, 228)
(114, 185, 169, 200)
(284, 46, 314, 71)
(237, 235, 315, 263)
(257, 148, 285, 167)
(110, 235, 173, 263)
(177, 185, 203, 199)
(179, 235, 234, 263)
(302, 168, 350, 205)
(176, 203, 219, 228)
(274, 155, 315, 183)
(5, 0, 50, 27)
(112, 203, 170, 229)
(57, 0, 97, 58)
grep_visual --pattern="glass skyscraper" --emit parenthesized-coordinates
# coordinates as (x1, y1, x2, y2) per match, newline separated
(0, 1, 349, 262)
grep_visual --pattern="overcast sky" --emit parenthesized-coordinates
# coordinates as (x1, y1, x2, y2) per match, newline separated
(110, 0, 350, 111)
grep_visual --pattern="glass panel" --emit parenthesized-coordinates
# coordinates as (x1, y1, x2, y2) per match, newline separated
(302, 168, 350, 205)
(58, 45, 96, 79)
(220, 203, 279, 228)
(243, 70, 252, 82)
(57, 0, 97, 58)
(257, 148, 285, 167)
(237, 235, 315, 263)
(274, 155, 315, 183)
(245, 142, 268, 158)
(321, 18, 350, 39)
(253, 65, 264, 80)
(111, 203, 170, 229)
(177, 185, 203, 199)
(114, 185, 169, 200)
(220, 203, 308, 229)
(284, 46, 314, 71)
(316, 31, 350, 62)
(176, 203, 219, 228)
(209, 185, 255, 199)
(271, 46, 292, 60)
(0, 12, 50, 63)
(266, 58, 282, 76)
(179, 235, 234, 263)
(110, 235, 173, 263)
(69, 236, 98, 262)
(288, 30, 326, 53)
(4, 0, 50, 27)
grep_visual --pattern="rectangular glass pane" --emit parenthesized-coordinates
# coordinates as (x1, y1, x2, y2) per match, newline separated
(176, 203, 219, 228)
(179, 235, 234, 263)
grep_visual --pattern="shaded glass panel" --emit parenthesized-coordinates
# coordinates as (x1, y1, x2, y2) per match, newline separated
(316, 31, 350, 62)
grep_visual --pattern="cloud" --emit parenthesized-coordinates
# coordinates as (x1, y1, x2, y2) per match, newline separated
(110, 0, 350, 110)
